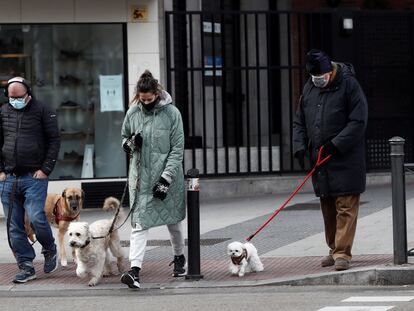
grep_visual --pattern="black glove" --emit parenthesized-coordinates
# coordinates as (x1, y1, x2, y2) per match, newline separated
(122, 133, 143, 154)
(294, 150, 305, 170)
(133, 133, 143, 149)
(321, 141, 337, 158)
(153, 177, 170, 201)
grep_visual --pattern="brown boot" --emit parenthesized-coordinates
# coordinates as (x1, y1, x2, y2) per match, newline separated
(320, 255, 335, 267)
(334, 258, 350, 271)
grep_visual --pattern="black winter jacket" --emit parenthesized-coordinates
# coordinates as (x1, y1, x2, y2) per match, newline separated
(0, 98, 60, 175)
(293, 63, 368, 197)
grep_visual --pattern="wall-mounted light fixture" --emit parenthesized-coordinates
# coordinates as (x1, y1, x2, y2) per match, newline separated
(341, 17, 353, 36)
(21, 25, 31, 33)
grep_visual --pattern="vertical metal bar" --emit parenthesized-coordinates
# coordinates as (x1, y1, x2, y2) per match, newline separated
(309, 12, 314, 47)
(211, 13, 218, 174)
(319, 13, 324, 49)
(265, 12, 273, 172)
(166, 12, 172, 93)
(298, 12, 304, 90)
(221, 12, 229, 174)
(389, 136, 408, 265)
(233, 13, 240, 174)
(287, 12, 293, 172)
(287, 12, 293, 170)
(200, 13, 208, 175)
(189, 13, 196, 169)
(255, 13, 262, 172)
(244, 13, 251, 173)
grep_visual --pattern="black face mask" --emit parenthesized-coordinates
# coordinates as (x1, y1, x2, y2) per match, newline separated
(141, 98, 159, 112)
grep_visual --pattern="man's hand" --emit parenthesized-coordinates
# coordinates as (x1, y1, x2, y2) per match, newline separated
(33, 170, 48, 179)
(321, 141, 338, 158)
(0, 172, 6, 181)
(294, 150, 306, 170)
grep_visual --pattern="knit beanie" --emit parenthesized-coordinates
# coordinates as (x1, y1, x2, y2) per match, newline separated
(305, 49, 333, 75)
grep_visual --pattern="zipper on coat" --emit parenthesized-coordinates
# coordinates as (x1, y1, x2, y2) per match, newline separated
(14, 110, 25, 169)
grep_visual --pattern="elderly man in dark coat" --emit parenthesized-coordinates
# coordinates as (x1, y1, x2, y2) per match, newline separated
(293, 49, 368, 271)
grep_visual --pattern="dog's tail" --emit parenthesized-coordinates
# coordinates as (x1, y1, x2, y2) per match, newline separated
(102, 196, 125, 227)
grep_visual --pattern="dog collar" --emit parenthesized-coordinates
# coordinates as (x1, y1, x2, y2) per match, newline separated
(53, 197, 80, 225)
(231, 249, 248, 265)
(80, 238, 90, 248)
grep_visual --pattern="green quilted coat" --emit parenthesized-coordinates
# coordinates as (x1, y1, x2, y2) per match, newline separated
(121, 91, 185, 230)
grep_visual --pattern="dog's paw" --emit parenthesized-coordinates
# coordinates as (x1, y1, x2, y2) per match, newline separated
(238, 272, 245, 277)
(76, 268, 87, 278)
(229, 267, 239, 275)
(102, 270, 112, 277)
(88, 280, 97, 287)
(61, 259, 68, 267)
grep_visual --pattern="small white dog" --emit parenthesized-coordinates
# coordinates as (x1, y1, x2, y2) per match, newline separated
(227, 241, 264, 277)
(68, 197, 124, 286)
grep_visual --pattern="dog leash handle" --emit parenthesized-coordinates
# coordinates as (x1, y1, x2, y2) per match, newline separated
(246, 147, 331, 242)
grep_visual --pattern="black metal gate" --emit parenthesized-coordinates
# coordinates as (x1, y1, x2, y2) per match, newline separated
(165, 9, 414, 176)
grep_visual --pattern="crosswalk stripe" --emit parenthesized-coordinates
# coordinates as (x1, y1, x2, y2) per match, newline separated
(317, 307, 395, 311)
(342, 296, 414, 302)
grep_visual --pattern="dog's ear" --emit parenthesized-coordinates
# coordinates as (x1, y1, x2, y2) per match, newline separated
(62, 188, 67, 198)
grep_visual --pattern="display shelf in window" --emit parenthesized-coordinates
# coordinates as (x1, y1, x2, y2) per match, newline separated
(60, 131, 94, 139)
(57, 105, 93, 112)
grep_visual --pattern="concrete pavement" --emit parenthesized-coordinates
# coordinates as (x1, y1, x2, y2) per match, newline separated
(1, 179, 414, 291)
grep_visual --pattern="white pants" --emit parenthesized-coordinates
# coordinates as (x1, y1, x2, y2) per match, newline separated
(129, 222, 185, 268)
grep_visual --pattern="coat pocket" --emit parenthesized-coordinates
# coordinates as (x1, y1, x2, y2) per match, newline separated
(154, 129, 170, 154)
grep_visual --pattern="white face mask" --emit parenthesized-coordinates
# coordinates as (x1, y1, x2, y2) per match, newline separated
(311, 73, 330, 88)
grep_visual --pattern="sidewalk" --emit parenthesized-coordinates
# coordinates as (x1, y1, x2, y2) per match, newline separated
(1, 183, 413, 291)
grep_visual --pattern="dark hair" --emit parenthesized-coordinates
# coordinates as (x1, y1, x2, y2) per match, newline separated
(131, 70, 163, 106)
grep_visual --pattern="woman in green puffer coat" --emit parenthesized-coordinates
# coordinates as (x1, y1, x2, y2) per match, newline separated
(120, 70, 186, 289)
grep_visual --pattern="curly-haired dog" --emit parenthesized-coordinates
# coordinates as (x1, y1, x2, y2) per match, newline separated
(68, 197, 124, 286)
(24, 187, 84, 267)
(227, 241, 264, 277)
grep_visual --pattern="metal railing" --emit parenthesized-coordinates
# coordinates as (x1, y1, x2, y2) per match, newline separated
(166, 10, 414, 177)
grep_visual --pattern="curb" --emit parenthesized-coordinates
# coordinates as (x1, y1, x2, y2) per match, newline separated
(2, 265, 414, 293)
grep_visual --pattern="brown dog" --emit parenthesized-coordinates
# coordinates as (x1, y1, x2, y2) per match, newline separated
(25, 187, 84, 267)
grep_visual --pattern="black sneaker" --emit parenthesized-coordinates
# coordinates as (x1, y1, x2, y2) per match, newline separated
(13, 262, 36, 283)
(43, 247, 58, 273)
(121, 268, 140, 289)
(169, 254, 186, 277)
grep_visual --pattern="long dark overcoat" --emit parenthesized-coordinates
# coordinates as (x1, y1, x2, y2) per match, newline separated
(293, 63, 368, 197)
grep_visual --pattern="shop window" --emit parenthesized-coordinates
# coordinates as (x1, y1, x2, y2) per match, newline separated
(0, 24, 127, 180)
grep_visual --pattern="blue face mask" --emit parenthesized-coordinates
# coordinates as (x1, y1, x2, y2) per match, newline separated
(9, 97, 28, 110)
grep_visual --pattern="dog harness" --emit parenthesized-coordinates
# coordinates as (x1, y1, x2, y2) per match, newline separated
(53, 197, 80, 225)
(231, 249, 248, 265)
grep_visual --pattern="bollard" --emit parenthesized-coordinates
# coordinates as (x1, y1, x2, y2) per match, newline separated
(185, 168, 203, 280)
(389, 136, 407, 265)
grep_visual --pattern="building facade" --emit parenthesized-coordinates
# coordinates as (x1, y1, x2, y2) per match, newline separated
(0, 0, 413, 213)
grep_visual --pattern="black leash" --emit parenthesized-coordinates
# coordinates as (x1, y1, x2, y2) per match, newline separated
(92, 179, 131, 239)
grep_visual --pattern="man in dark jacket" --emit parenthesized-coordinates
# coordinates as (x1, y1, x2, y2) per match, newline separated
(0, 77, 60, 283)
(293, 50, 368, 271)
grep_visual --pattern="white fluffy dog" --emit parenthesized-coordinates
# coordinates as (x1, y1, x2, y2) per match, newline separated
(227, 241, 264, 277)
(68, 197, 124, 286)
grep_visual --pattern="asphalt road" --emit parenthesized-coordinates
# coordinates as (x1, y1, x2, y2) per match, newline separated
(2, 285, 414, 311)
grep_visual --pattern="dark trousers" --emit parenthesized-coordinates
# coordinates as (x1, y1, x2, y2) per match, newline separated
(320, 195, 360, 261)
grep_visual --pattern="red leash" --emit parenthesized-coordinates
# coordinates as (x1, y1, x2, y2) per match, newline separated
(246, 146, 331, 242)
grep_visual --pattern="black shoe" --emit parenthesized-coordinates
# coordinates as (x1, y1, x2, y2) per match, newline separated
(169, 254, 186, 277)
(13, 262, 36, 283)
(43, 247, 58, 273)
(121, 267, 140, 289)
